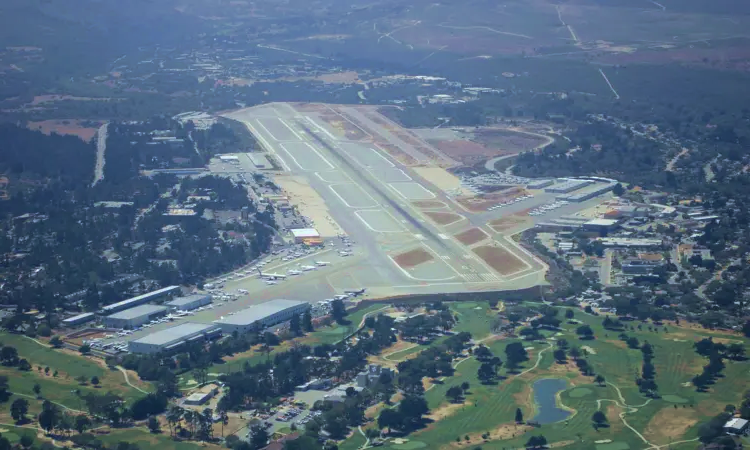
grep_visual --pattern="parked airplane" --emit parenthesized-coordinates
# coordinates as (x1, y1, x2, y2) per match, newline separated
(257, 268, 286, 279)
(237, 289, 249, 294)
(334, 294, 350, 300)
(344, 288, 366, 296)
(288, 269, 302, 275)
(265, 280, 278, 285)
(315, 261, 330, 266)
(301, 265, 316, 271)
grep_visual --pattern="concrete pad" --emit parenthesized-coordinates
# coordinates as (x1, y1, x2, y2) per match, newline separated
(256, 117, 301, 141)
(280, 142, 335, 171)
(329, 183, 378, 208)
(355, 209, 406, 233)
(388, 182, 436, 200)
(339, 142, 394, 169)
(316, 171, 351, 183)
(369, 168, 412, 182)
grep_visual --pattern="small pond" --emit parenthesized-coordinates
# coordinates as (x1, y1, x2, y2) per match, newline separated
(531, 378, 572, 424)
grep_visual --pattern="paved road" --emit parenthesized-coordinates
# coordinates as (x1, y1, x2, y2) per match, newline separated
(92, 122, 108, 186)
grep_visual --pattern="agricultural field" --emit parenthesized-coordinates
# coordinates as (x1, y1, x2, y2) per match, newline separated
(341, 302, 750, 450)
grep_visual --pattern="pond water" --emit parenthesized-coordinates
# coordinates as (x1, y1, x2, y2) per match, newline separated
(532, 378, 572, 424)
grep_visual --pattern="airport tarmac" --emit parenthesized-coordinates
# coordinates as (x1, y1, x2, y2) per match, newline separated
(220, 103, 564, 300)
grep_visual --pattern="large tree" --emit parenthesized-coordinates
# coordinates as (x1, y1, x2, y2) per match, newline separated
(10, 398, 29, 423)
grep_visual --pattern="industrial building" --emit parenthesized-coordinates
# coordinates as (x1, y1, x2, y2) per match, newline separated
(560, 183, 615, 202)
(101, 286, 181, 314)
(621, 260, 662, 275)
(128, 322, 222, 354)
(248, 153, 272, 169)
(104, 305, 168, 329)
(213, 299, 310, 334)
(166, 294, 212, 311)
(582, 218, 620, 234)
(597, 238, 663, 248)
(62, 312, 96, 327)
(544, 179, 593, 194)
(290, 228, 321, 244)
(184, 383, 220, 406)
(526, 179, 554, 190)
(723, 418, 749, 436)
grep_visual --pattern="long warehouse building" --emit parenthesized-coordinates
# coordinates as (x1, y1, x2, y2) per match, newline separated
(104, 304, 168, 329)
(101, 285, 181, 314)
(214, 299, 310, 334)
(128, 322, 222, 354)
(166, 294, 212, 311)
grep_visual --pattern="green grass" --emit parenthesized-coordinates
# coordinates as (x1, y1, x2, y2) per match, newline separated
(342, 303, 750, 450)
(98, 429, 204, 450)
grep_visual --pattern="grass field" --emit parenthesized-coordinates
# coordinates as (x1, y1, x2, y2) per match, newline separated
(0, 332, 151, 407)
(341, 303, 750, 450)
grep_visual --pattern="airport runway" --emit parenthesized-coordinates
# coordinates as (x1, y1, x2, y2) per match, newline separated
(222, 103, 553, 298)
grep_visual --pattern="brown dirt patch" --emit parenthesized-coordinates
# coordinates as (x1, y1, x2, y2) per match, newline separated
(489, 215, 532, 233)
(473, 245, 527, 275)
(638, 252, 665, 261)
(413, 200, 446, 209)
(427, 401, 467, 421)
(393, 248, 433, 268)
(27, 120, 100, 142)
(29, 95, 112, 106)
(429, 139, 511, 166)
(424, 211, 463, 226)
(455, 228, 489, 246)
(643, 406, 699, 446)
(513, 383, 534, 413)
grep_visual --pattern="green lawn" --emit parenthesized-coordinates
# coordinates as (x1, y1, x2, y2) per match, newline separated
(98, 428, 205, 450)
(344, 303, 750, 450)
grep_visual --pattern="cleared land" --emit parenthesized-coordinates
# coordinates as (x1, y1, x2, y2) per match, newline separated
(473, 245, 527, 275)
(489, 214, 533, 233)
(412, 200, 447, 209)
(454, 227, 489, 246)
(274, 175, 343, 237)
(423, 211, 463, 226)
(27, 119, 100, 142)
(393, 248, 434, 268)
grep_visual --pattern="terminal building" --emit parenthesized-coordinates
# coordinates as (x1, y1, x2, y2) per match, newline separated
(290, 228, 322, 245)
(166, 294, 212, 311)
(101, 286, 181, 315)
(104, 304, 168, 329)
(128, 322, 222, 354)
(213, 299, 310, 334)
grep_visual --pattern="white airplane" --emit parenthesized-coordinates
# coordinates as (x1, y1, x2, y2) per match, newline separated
(288, 269, 302, 275)
(301, 265, 316, 271)
(237, 289, 249, 294)
(315, 261, 329, 266)
(266, 280, 278, 285)
(334, 294, 349, 300)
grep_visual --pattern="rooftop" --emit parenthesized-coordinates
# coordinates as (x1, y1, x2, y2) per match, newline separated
(106, 304, 168, 320)
(214, 299, 308, 326)
(102, 286, 180, 312)
(290, 228, 320, 238)
(585, 218, 619, 227)
(132, 322, 221, 346)
(167, 294, 211, 307)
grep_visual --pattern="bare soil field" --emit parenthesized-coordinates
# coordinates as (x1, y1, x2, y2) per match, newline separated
(455, 187, 527, 212)
(474, 129, 551, 153)
(473, 245, 527, 275)
(489, 215, 533, 233)
(424, 211, 463, 226)
(28, 95, 113, 106)
(275, 175, 343, 237)
(27, 119, 100, 142)
(393, 248, 433, 268)
(455, 227, 489, 246)
(412, 200, 447, 209)
(428, 139, 509, 165)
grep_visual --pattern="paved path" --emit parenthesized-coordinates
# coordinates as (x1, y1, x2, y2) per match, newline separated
(92, 122, 108, 186)
(117, 366, 150, 394)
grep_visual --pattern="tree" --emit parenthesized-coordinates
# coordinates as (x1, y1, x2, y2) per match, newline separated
(474, 345, 493, 360)
(553, 348, 567, 363)
(19, 435, 33, 450)
(461, 381, 470, 392)
(446, 386, 463, 403)
(249, 424, 269, 449)
(18, 359, 31, 371)
(595, 375, 606, 386)
(742, 320, 750, 338)
(726, 343, 746, 360)
(505, 342, 529, 371)
(10, 398, 29, 423)
(79, 344, 91, 355)
(378, 408, 402, 433)
(525, 435, 547, 449)
(477, 363, 496, 384)
(91, 376, 100, 387)
(0, 376, 8, 402)
(33, 384, 41, 398)
(74, 415, 91, 434)
(576, 325, 594, 340)
(1, 346, 18, 365)
(331, 300, 347, 324)
(148, 416, 160, 434)
(38, 401, 60, 433)
(398, 396, 428, 428)
(515, 408, 524, 424)
(166, 405, 183, 437)
(569, 347, 581, 360)
(49, 336, 63, 348)
(302, 310, 314, 332)
(626, 337, 640, 349)
(612, 183, 625, 196)
(592, 411, 608, 430)
(565, 309, 575, 320)
(289, 313, 301, 336)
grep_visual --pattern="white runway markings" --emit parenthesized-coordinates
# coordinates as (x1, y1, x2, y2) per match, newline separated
(328, 183, 379, 208)
(279, 142, 335, 171)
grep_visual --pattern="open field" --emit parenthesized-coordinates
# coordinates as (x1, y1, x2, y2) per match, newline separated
(473, 245, 528, 275)
(343, 303, 750, 450)
(26, 119, 101, 142)
(454, 227, 489, 246)
(393, 248, 434, 268)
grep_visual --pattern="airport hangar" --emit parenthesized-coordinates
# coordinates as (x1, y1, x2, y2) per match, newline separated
(128, 322, 222, 354)
(103, 304, 168, 329)
(166, 294, 212, 311)
(213, 299, 309, 334)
